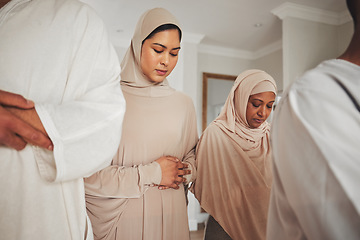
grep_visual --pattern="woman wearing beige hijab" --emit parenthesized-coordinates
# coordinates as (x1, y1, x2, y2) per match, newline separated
(84, 8, 198, 240)
(191, 69, 277, 240)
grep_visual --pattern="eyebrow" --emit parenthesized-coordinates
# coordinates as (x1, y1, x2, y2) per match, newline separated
(252, 99, 275, 103)
(153, 43, 181, 51)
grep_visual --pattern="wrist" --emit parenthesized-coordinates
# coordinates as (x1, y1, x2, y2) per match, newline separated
(139, 162, 162, 185)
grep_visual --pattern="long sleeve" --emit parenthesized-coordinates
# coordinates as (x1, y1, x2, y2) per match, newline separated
(32, 3, 126, 182)
(84, 161, 162, 198)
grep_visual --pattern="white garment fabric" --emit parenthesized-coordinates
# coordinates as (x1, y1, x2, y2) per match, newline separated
(267, 59, 360, 240)
(0, 0, 125, 239)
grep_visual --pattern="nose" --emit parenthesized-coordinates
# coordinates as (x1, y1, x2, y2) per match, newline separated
(257, 106, 266, 117)
(160, 53, 169, 67)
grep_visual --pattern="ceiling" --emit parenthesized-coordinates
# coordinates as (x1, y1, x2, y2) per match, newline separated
(81, 0, 348, 53)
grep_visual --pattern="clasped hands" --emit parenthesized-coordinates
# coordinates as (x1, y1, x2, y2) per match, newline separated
(155, 156, 191, 190)
(0, 90, 53, 151)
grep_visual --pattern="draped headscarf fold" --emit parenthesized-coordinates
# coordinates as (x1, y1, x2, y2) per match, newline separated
(215, 69, 277, 150)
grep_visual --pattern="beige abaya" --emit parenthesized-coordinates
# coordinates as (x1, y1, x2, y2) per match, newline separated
(84, 8, 198, 240)
(191, 70, 277, 240)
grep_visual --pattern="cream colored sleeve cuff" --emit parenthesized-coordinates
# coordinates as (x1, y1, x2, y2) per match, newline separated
(138, 162, 162, 185)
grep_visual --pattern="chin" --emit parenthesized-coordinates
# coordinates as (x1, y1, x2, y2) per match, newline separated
(147, 76, 165, 84)
(150, 79, 165, 84)
(250, 123, 261, 129)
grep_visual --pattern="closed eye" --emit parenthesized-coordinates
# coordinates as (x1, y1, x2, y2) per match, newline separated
(267, 101, 275, 109)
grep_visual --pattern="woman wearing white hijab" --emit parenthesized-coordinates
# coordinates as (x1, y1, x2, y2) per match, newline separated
(84, 8, 198, 240)
(191, 69, 277, 240)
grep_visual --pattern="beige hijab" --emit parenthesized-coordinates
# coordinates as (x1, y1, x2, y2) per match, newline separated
(120, 7, 180, 97)
(191, 69, 277, 240)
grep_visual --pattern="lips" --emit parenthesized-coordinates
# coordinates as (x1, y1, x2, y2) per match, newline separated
(156, 69, 167, 76)
(253, 119, 264, 124)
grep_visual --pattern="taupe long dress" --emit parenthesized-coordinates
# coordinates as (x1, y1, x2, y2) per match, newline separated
(191, 70, 277, 240)
(84, 8, 198, 240)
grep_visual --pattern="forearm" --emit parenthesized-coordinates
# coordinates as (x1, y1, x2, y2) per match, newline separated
(84, 162, 162, 198)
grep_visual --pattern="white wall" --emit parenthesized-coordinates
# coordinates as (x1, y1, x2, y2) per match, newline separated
(114, 46, 127, 62)
(282, 17, 339, 89)
(338, 21, 354, 55)
(253, 49, 283, 92)
(198, 53, 253, 76)
(272, 3, 353, 90)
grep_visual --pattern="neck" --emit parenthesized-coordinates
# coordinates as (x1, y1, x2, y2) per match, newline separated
(0, 0, 11, 9)
(338, 27, 360, 66)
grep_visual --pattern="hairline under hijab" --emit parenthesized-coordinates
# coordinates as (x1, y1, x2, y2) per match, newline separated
(142, 23, 182, 45)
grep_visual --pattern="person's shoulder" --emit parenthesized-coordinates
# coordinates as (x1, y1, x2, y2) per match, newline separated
(54, 0, 89, 7)
(52, 0, 88, 10)
(196, 123, 229, 153)
(172, 91, 191, 100)
(57, 0, 106, 34)
(288, 59, 344, 96)
(297, 60, 337, 86)
(172, 91, 194, 106)
(52, 0, 101, 20)
(201, 122, 224, 140)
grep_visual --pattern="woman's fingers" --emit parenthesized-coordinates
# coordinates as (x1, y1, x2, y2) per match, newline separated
(166, 156, 180, 163)
(156, 156, 191, 188)
(158, 185, 169, 190)
(177, 169, 191, 176)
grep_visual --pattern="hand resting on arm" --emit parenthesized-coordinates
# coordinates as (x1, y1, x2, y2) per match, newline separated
(0, 90, 53, 151)
(156, 156, 191, 190)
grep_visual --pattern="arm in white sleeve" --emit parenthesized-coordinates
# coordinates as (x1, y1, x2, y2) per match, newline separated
(33, 4, 125, 183)
(267, 77, 360, 240)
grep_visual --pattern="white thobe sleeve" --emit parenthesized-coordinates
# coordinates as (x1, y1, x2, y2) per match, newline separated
(267, 76, 360, 240)
(33, 6, 126, 183)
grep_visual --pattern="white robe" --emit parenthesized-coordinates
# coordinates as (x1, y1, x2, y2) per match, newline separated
(0, 0, 125, 239)
(267, 59, 360, 240)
